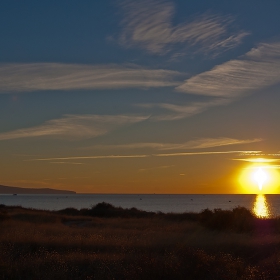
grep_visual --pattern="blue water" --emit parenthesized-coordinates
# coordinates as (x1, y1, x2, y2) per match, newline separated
(1, 194, 280, 216)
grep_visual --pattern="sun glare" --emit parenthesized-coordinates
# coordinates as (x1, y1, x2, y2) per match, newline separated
(253, 167, 267, 191)
(253, 194, 270, 218)
(238, 159, 280, 194)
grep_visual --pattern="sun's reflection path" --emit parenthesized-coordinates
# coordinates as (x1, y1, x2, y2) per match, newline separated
(253, 194, 270, 218)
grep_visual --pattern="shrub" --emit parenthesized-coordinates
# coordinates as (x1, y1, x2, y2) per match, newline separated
(199, 207, 255, 232)
(57, 208, 80, 216)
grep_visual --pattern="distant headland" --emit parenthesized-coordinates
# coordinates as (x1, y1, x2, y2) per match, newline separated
(0, 185, 76, 194)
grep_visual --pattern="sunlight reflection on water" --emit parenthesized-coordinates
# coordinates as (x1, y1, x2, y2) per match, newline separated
(253, 194, 271, 218)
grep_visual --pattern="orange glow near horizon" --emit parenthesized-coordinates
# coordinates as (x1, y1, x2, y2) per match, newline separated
(238, 160, 280, 194)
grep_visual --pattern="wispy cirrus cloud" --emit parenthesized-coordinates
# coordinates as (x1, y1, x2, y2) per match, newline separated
(177, 42, 280, 97)
(0, 63, 184, 93)
(119, 0, 248, 55)
(84, 137, 262, 150)
(138, 98, 229, 120)
(155, 150, 261, 157)
(233, 158, 280, 163)
(27, 150, 261, 162)
(232, 157, 280, 169)
(0, 114, 148, 140)
(50, 162, 84, 165)
(28, 155, 150, 161)
(162, 138, 262, 150)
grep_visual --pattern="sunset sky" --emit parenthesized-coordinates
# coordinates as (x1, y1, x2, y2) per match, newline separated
(1, 0, 280, 193)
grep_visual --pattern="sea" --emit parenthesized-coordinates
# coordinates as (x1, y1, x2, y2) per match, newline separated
(1, 194, 280, 218)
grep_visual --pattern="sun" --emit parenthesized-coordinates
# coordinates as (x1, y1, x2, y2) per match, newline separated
(238, 160, 280, 193)
(253, 167, 267, 191)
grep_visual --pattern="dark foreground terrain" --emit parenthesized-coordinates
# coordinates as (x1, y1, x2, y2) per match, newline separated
(1, 203, 280, 279)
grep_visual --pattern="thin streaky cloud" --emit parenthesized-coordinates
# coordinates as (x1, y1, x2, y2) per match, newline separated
(148, 98, 229, 120)
(0, 63, 184, 93)
(86, 143, 168, 150)
(177, 138, 262, 150)
(233, 158, 280, 163)
(155, 151, 261, 157)
(27, 155, 150, 161)
(243, 165, 280, 170)
(238, 152, 265, 156)
(50, 162, 85, 165)
(86, 137, 262, 150)
(0, 114, 148, 141)
(177, 42, 280, 97)
(27, 150, 261, 162)
(119, 0, 248, 55)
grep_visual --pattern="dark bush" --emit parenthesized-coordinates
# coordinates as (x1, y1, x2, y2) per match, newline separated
(200, 208, 213, 222)
(57, 207, 80, 216)
(199, 207, 255, 232)
(86, 202, 154, 218)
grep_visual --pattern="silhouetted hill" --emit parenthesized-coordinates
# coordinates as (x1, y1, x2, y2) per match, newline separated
(0, 185, 76, 194)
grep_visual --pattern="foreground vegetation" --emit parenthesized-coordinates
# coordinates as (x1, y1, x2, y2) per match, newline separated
(1, 203, 280, 279)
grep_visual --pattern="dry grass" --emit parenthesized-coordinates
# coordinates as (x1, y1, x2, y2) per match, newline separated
(1, 204, 280, 279)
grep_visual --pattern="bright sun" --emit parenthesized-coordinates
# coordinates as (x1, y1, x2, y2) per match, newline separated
(238, 159, 280, 193)
(253, 167, 267, 191)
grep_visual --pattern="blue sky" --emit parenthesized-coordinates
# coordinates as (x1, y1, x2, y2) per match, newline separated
(1, 0, 280, 193)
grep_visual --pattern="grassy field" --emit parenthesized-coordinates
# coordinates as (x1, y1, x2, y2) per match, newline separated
(1, 203, 280, 279)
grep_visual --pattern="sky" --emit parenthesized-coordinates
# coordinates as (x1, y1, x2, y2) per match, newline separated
(1, 0, 280, 194)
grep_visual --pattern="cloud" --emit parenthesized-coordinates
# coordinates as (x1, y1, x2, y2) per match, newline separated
(177, 42, 280, 97)
(84, 137, 262, 150)
(233, 158, 280, 163)
(145, 98, 229, 120)
(88, 143, 168, 150)
(50, 162, 84, 165)
(175, 138, 262, 150)
(28, 155, 150, 161)
(0, 63, 184, 93)
(119, 0, 248, 55)
(0, 114, 148, 140)
(155, 151, 261, 157)
(27, 150, 261, 162)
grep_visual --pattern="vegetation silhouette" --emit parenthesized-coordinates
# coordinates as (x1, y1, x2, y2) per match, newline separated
(58, 202, 258, 232)
(1, 203, 280, 279)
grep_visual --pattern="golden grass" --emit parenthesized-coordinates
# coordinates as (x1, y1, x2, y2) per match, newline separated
(1, 204, 280, 279)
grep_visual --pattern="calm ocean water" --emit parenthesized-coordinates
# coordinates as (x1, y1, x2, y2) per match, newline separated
(1, 194, 280, 217)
